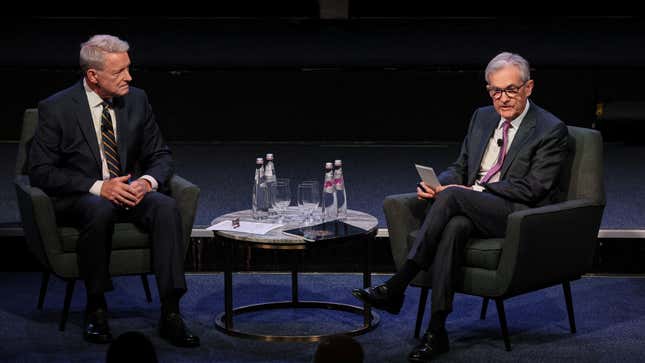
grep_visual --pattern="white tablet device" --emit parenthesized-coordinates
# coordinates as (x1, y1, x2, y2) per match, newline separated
(415, 164, 441, 189)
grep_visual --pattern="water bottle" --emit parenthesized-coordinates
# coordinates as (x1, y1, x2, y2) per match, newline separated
(334, 159, 348, 220)
(321, 162, 337, 221)
(264, 153, 277, 216)
(252, 157, 269, 220)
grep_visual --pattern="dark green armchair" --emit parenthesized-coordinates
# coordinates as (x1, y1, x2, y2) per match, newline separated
(14, 108, 200, 331)
(383, 126, 605, 351)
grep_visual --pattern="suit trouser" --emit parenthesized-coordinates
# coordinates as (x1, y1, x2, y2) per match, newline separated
(54, 192, 187, 300)
(407, 187, 517, 314)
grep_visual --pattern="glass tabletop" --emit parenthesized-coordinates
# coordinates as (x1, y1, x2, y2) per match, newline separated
(209, 207, 378, 245)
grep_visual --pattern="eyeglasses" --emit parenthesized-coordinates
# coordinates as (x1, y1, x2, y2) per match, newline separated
(486, 81, 527, 99)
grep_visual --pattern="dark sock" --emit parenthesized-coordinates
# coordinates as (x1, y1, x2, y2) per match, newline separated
(428, 310, 448, 334)
(86, 293, 107, 312)
(161, 294, 180, 316)
(384, 259, 421, 295)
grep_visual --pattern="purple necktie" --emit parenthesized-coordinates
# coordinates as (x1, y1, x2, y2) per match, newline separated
(481, 120, 512, 184)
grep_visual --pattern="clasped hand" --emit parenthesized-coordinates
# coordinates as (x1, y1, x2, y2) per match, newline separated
(100, 174, 150, 207)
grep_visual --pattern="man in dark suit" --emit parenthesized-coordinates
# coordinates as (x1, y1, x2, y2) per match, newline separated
(353, 52, 569, 362)
(29, 34, 199, 347)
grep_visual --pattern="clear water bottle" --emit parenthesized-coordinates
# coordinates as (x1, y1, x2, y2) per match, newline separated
(264, 153, 277, 216)
(252, 157, 269, 220)
(334, 159, 347, 220)
(321, 162, 337, 221)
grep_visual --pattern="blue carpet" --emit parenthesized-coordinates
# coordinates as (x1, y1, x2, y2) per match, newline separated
(1, 272, 644, 362)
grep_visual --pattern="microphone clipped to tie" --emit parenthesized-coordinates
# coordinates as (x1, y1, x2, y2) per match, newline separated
(497, 138, 503, 147)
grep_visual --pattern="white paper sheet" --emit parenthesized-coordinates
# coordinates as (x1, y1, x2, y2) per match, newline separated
(206, 220, 283, 235)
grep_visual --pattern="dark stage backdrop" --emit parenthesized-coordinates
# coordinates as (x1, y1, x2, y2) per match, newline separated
(1, 16, 644, 142)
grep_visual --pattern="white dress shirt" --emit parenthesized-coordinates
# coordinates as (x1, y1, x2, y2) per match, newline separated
(84, 79, 158, 196)
(472, 100, 530, 192)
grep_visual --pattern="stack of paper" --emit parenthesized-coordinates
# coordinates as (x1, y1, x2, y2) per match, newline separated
(207, 220, 283, 235)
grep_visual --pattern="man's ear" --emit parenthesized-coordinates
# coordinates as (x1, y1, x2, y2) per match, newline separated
(86, 69, 99, 85)
(523, 79, 534, 98)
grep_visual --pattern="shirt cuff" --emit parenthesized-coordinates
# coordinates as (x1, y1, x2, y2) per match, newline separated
(472, 184, 486, 192)
(90, 180, 104, 196)
(139, 175, 158, 192)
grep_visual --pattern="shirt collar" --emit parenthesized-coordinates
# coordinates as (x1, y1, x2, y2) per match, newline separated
(499, 99, 530, 129)
(83, 78, 112, 108)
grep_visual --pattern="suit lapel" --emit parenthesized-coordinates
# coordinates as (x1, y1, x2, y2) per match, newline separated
(114, 97, 128, 174)
(500, 106, 537, 178)
(469, 111, 500, 184)
(72, 83, 102, 172)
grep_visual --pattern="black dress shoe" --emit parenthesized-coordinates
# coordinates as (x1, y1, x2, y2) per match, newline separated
(408, 330, 450, 362)
(159, 313, 200, 348)
(83, 308, 112, 344)
(351, 284, 404, 314)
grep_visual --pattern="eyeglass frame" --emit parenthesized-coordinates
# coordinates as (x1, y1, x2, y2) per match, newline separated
(486, 81, 528, 99)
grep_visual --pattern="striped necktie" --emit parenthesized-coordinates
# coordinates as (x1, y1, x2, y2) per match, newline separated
(101, 102, 121, 178)
(481, 120, 512, 184)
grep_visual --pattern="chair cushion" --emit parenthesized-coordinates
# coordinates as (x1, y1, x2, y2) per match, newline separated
(408, 230, 503, 270)
(59, 223, 150, 252)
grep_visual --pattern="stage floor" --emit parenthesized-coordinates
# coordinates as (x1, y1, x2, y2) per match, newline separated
(1, 272, 644, 363)
(2, 141, 644, 231)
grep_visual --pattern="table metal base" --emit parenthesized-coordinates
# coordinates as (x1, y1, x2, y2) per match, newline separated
(213, 216, 379, 343)
(214, 300, 380, 342)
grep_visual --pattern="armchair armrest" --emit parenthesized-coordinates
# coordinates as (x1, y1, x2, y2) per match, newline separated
(14, 175, 62, 268)
(168, 174, 200, 255)
(497, 198, 605, 296)
(383, 193, 428, 270)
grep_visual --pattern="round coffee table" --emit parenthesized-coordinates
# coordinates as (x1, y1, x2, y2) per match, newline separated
(210, 208, 379, 342)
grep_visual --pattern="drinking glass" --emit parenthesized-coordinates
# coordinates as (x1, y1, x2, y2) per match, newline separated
(272, 178, 291, 223)
(297, 181, 320, 225)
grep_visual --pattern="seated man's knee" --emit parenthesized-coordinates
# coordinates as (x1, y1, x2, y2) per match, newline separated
(435, 186, 473, 206)
(148, 193, 179, 217)
(84, 196, 116, 225)
(434, 187, 459, 205)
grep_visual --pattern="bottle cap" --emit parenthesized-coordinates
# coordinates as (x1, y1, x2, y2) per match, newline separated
(266, 153, 274, 160)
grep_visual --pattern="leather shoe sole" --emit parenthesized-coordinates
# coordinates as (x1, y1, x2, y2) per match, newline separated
(408, 331, 449, 362)
(83, 309, 112, 344)
(351, 286, 404, 314)
(84, 330, 113, 344)
(160, 332, 200, 348)
(159, 314, 200, 348)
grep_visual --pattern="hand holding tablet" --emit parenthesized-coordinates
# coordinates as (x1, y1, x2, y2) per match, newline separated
(415, 164, 441, 190)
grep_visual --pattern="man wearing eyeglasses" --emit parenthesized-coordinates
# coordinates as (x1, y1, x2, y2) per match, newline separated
(353, 52, 569, 362)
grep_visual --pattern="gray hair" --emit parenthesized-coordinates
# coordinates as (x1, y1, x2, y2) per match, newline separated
(79, 34, 129, 72)
(485, 52, 531, 83)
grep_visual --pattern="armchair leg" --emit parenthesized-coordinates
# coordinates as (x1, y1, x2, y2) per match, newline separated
(480, 297, 489, 320)
(140, 274, 153, 303)
(190, 237, 204, 272)
(38, 271, 50, 310)
(494, 299, 512, 351)
(59, 280, 76, 331)
(562, 281, 577, 333)
(414, 287, 430, 339)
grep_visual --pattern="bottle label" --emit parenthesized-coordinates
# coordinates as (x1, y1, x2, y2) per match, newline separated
(334, 178, 344, 190)
(324, 180, 334, 192)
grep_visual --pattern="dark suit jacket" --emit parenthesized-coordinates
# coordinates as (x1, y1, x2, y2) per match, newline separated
(438, 102, 569, 208)
(29, 80, 173, 197)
